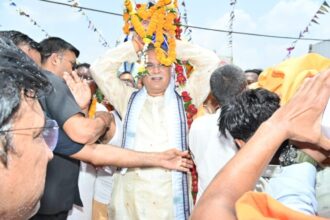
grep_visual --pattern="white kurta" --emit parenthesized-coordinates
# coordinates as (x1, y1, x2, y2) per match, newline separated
(189, 109, 237, 201)
(91, 40, 219, 220)
(94, 110, 123, 204)
(67, 104, 116, 220)
(110, 95, 175, 219)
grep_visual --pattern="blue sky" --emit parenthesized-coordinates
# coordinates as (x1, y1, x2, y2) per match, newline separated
(1, 0, 329, 70)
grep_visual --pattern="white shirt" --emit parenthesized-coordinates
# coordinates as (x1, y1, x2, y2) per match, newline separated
(93, 110, 123, 204)
(265, 162, 318, 215)
(189, 109, 238, 201)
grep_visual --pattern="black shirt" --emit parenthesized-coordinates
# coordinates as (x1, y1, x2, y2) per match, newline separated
(37, 70, 84, 215)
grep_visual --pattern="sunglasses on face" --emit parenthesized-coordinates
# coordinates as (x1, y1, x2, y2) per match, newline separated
(0, 119, 59, 151)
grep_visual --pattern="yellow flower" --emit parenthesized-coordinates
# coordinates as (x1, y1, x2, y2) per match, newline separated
(138, 66, 146, 73)
(123, 13, 129, 21)
(131, 14, 146, 38)
(123, 24, 130, 34)
(123, 0, 179, 66)
(143, 38, 152, 44)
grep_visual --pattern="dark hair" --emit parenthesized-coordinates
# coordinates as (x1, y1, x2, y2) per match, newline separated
(0, 37, 52, 166)
(39, 37, 80, 64)
(210, 64, 247, 106)
(244, 69, 262, 75)
(0, 30, 40, 51)
(119, 71, 133, 78)
(75, 63, 90, 69)
(219, 88, 280, 142)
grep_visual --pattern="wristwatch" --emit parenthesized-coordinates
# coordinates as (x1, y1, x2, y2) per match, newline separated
(279, 144, 318, 167)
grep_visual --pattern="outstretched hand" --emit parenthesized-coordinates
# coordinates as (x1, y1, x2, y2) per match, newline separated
(160, 149, 193, 172)
(269, 69, 330, 150)
(63, 71, 91, 110)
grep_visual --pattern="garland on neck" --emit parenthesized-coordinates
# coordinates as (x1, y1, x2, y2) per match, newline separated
(123, 0, 198, 203)
(88, 89, 107, 118)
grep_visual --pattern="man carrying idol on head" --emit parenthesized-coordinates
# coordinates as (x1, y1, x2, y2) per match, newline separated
(91, 0, 220, 219)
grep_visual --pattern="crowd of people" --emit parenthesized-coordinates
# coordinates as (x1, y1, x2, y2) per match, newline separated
(0, 25, 330, 220)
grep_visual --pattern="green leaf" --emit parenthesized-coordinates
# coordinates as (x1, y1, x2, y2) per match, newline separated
(184, 100, 192, 109)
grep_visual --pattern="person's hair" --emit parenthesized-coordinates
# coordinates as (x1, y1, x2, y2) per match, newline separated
(0, 37, 52, 167)
(219, 88, 280, 142)
(119, 71, 133, 78)
(39, 37, 80, 64)
(244, 69, 262, 75)
(210, 64, 247, 106)
(75, 63, 90, 69)
(0, 30, 40, 51)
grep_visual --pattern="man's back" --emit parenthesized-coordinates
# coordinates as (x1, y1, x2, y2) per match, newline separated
(189, 109, 237, 200)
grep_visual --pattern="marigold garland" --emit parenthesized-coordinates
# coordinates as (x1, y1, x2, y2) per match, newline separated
(123, 0, 178, 67)
(123, 0, 198, 204)
(88, 89, 108, 118)
(88, 96, 98, 118)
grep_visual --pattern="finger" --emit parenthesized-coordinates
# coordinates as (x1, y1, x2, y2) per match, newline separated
(307, 72, 327, 101)
(290, 76, 314, 102)
(318, 134, 330, 151)
(181, 158, 193, 168)
(185, 159, 194, 166)
(315, 69, 330, 108)
(71, 70, 81, 83)
(184, 153, 192, 159)
(179, 150, 189, 157)
(63, 71, 73, 81)
(82, 78, 89, 86)
(176, 166, 190, 173)
(63, 72, 74, 87)
(185, 162, 193, 169)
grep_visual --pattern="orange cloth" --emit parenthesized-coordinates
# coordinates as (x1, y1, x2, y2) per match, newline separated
(251, 53, 330, 105)
(236, 192, 328, 220)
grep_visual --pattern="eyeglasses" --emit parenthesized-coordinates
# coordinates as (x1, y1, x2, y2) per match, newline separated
(145, 63, 169, 72)
(0, 119, 59, 151)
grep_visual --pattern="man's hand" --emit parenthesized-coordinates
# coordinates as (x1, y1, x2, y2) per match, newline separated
(94, 111, 113, 142)
(160, 149, 193, 172)
(94, 111, 112, 126)
(132, 33, 144, 53)
(63, 71, 92, 110)
(268, 69, 330, 150)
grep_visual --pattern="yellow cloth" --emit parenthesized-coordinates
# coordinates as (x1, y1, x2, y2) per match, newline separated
(236, 192, 328, 220)
(251, 53, 330, 105)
